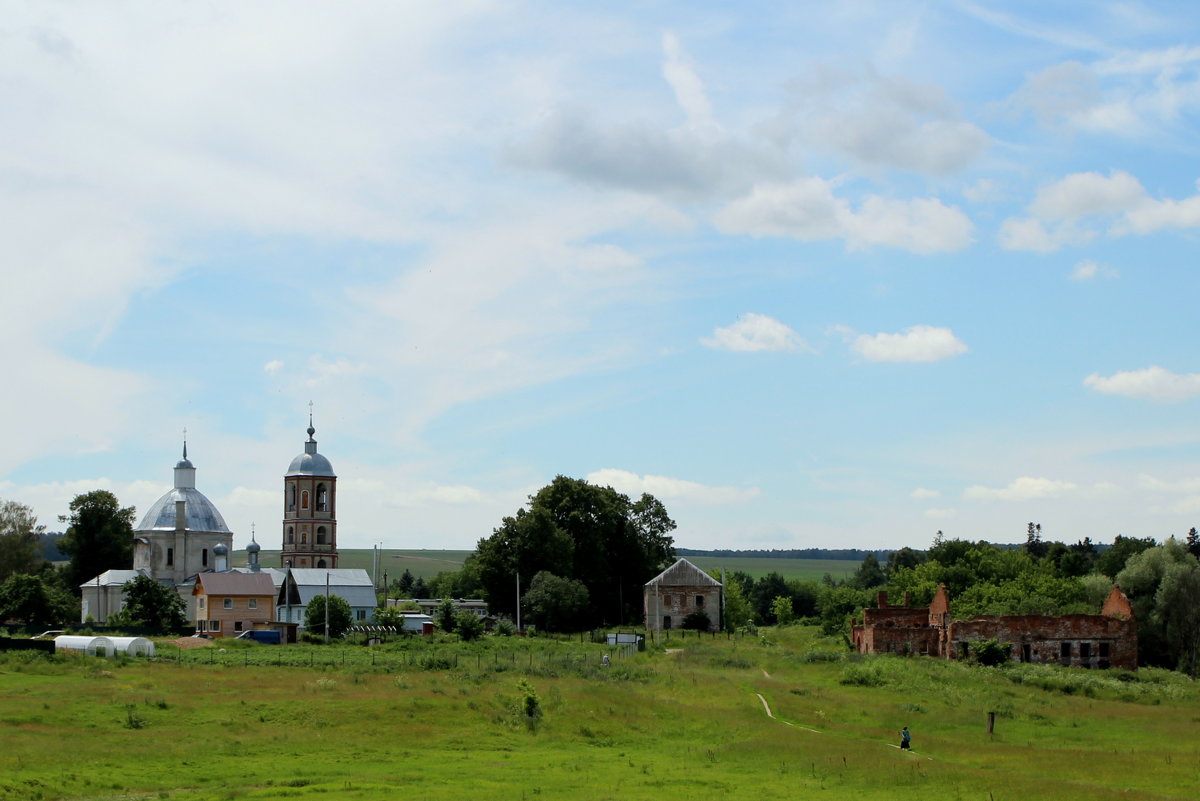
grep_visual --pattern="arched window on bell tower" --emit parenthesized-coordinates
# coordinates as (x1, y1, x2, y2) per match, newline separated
(287, 526, 294, 544)
(317, 526, 327, 545)
(301, 490, 310, 510)
(316, 484, 327, 512)
(289, 485, 296, 511)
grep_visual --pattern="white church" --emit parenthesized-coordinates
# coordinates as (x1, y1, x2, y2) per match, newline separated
(80, 418, 375, 633)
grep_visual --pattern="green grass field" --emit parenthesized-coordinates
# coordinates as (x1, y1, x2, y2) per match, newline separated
(247, 549, 858, 584)
(2, 626, 1197, 800)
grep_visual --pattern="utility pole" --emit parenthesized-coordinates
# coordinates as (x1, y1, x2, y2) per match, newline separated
(325, 572, 330, 645)
(516, 572, 521, 632)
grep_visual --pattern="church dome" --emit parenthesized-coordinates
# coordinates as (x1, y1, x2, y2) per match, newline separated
(136, 443, 232, 534)
(246, 539, 261, 554)
(213, 542, 229, 557)
(287, 419, 336, 477)
(136, 487, 232, 533)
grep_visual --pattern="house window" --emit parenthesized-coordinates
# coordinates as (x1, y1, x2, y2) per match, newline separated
(248, 598, 257, 610)
(302, 490, 310, 509)
(210, 620, 221, 632)
(234, 621, 243, 632)
(166, 547, 174, 566)
(316, 484, 327, 512)
(356, 609, 367, 621)
(695, 595, 704, 608)
(223, 598, 233, 609)
(199, 597, 206, 609)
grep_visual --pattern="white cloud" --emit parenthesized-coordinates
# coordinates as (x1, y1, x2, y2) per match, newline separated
(1028, 170, 1146, 220)
(586, 468, 760, 505)
(263, 360, 284, 375)
(716, 179, 974, 254)
(1138, 475, 1200, 494)
(777, 66, 989, 175)
(1000, 170, 1200, 250)
(1084, 366, 1200, 403)
(661, 32, 715, 132)
(701, 313, 808, 353)
(964, 476, 1078, 501)
(1070, 260, 1118, 281)
(911, 488, 940, 500)
(848, 325, 967, 363)
(923, 507, 957, 519)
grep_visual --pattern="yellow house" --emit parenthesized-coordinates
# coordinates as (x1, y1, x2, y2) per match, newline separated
(193, 572, 276, 637)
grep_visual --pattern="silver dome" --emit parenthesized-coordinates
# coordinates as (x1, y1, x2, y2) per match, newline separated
(136, 487, 232, 534)
(287, 450, 335, 476)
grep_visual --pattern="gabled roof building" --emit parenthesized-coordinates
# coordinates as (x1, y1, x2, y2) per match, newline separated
(644, 558, 723, 633)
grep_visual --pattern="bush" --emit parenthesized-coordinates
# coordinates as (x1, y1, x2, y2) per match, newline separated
(455, 611, 484, 641)
(970, 638, 1011, 667)
(681, 610, 711, 631)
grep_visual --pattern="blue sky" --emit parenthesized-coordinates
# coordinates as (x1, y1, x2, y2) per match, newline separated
(4, 1, 1200, 552)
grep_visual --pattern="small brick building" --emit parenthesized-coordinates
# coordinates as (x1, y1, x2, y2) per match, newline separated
(852, 584, 1137, 669)
(644, 558, 723, 632)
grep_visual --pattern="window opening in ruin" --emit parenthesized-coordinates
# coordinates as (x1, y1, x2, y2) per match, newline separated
(1079, 642, 1091, 659)
(663, 615, 672, 630)
(695, 595, 704, 608)
(1099, 642, 1110, 657)
(1022, 643, 1032, 663)
(1060, 642, 1071, 658)
(957, 641, 969, 659)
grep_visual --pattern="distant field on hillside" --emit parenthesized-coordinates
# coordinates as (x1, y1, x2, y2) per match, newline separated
(251, 549, 468, 581)
(249, 549, 858, 584)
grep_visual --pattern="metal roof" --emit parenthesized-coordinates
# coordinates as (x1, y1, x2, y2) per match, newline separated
(137, 487, 232, 533)
(282, 568, 376, 608)
(644, 558, 722, 587)
(194, 572, 276, 596)
(79, 569, 149, 588)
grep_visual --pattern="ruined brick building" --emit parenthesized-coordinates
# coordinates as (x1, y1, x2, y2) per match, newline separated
(851, 584, 1137, 669)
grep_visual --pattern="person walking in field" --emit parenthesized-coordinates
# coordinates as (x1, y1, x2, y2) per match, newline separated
(900, 726, 911, 750)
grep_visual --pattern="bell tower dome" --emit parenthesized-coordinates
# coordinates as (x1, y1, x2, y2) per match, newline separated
(280, 412, 338, 569)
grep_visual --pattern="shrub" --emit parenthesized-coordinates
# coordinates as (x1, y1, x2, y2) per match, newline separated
(970, 638, 1011, 667)
(681, 610, 711, 631)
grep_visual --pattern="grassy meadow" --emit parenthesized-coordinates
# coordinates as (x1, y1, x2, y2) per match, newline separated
(247, 549, 859, 584)
(1, 627, 1197, 800)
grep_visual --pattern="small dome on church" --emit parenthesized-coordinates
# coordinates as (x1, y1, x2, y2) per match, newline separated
(175, 457, 194, 469)
(286, 417, 336, 477)
(246, 539, 261, 554)
(213, 542, 229, 556)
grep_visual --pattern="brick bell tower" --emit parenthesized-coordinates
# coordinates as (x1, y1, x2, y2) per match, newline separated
(280, 412, 338, 569)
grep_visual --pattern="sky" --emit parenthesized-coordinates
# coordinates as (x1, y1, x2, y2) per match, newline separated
(3, 1, 1200, 553)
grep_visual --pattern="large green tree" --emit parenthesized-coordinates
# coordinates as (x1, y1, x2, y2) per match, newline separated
(0, 573, 73, 627)
(58, 491, 136, 593)
(305, 594, 353, 639)
(475, 476, 675, 627)
(522, 571, 590, 632)
(0, 500, 47, 582)
(111, 575, 186, 631)
(1116, 537, 1195, 668)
